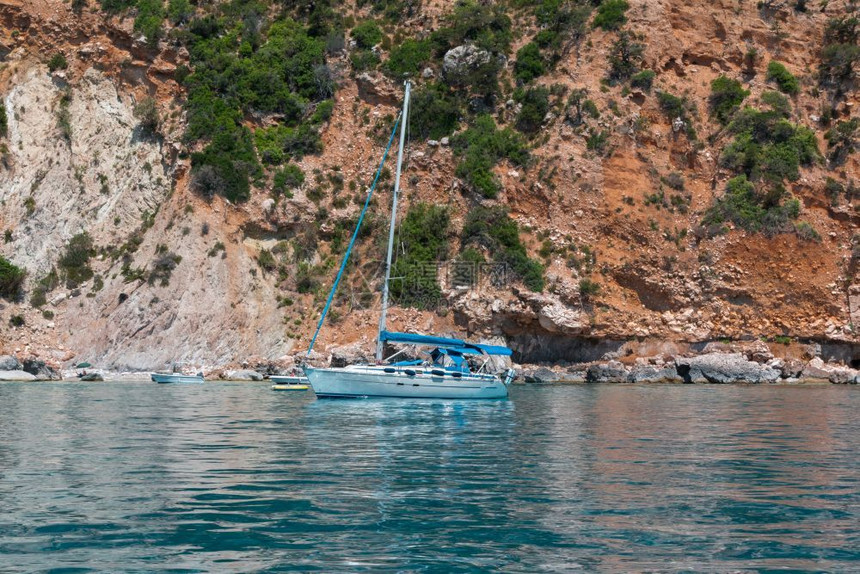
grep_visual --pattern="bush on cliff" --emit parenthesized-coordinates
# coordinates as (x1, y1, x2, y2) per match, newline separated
(766, 61, 800, 95)
(702, 175, 801, 236)
(58, 232, 95, 289)
(709, 75, 749, 125)
(461, 206, 544, 292)
(452, 115, 529, 199)
(180, 14, 332, 202)
(409, 82, 462, 140)
(515, 86, 550, 134)
(134, 0, 165, 46)
(721, 107, 820, 183)
(0, 256, 25, 300)
(514, 42, 545, 84)
(593, 0, 629, 31)
(390, 204, 450, 308)
(384, 38, 432, 78)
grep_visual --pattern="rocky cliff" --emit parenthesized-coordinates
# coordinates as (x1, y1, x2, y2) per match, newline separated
(0, 0, 858, 371)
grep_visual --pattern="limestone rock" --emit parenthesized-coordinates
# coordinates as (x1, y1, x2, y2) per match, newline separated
(225, 369, 263, 381)
(521, 367, 558, 384)
(829, 368, 857, 384)
(627, 365, 683, 383)
(442, 45, 491, 81)
(22, 359, 62, 381)
(79, 372, 104, 381)
(537, 301, 587, 334)
(801, 357, 833, 381)
(330, 344, 371, 368)
(780, 358, 805, 378)
(676, 353, 780, 384)
(0, 370, 37, 381)
(355, 72, 399, 105)
(586, 361, 628, 383)
(0, 355, 22, 371)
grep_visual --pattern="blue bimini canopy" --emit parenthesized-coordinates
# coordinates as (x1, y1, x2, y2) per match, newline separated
(380, 330, 513, 356)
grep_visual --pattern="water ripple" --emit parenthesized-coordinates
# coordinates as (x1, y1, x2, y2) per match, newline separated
(0, 383, 857, 571)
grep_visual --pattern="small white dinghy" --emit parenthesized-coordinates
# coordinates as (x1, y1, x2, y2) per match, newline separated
(151, 372, 205, 384)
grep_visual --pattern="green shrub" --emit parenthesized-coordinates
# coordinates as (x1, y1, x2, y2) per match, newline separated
(657, 91, 686, 118)
(794, 221, 820, 241)
(350, 49, 380, 72)
(515, 86, 550, 134)
(760, 90, 791, 117)
(0, 102, 7, 137)
(0, 255, 25, 300)
(430, 1, 512, 55)
(514, 42, 545, 84)
(167, 0, 193, 25)
(384, 39, 431, 78)
(586, 129, 610, 154)
(72, 0, 87, 14)
(461, 206, 544, 291)
(148, 247, 181, 286)
(98, 0, 135, 12)
(820, 18, 860, 91)
(766, 61, 799, 95)
(58, 232, 95, 288)
(310, 100, 334, 124)
(721, 107, 820, 182)
(709, 75, 749, 125)
(9, 315, 24, 327)
(255, 123, 321, 165)
(825, 118, 859, 165)
(351, 20, 382, 49)
(390, 204, 450, 308)
(273, 164, 305, 195)
(134, 97, 159, 134)
(630, 69, 655, 91)
(192, 124, 260, 202)
(579, 278, 601, 299)
(820, 43, 860, 89)
(702, 175, 801, 236)
(452, 115, 530, 198)
(47, 53, 68, 72)
(535, 0, 592, 47)
(30, 286, 47, 307)
(257, 249, 277, 272)
(134, 0, 165, 46)
(409, 82, 462, 140)
(181, 17, 330, 203)
(593, 0, 629, 31)
(607, 31, 644, 83)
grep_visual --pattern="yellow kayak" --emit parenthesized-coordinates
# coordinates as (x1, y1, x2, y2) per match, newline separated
(271, 384, 308, 391)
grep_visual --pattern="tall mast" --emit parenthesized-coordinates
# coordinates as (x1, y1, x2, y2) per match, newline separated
(376, 81, 411, 361)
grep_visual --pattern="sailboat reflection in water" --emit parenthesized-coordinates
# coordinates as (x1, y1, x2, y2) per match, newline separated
(303, 82, 516, 399)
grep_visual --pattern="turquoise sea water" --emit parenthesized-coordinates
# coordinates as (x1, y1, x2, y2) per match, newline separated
(0, 382, 858, 572)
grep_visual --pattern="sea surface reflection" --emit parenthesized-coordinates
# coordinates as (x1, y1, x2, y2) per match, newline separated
(0, 382, 857, 571)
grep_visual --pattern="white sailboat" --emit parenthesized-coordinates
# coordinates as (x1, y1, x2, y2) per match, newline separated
(303, 81, 516, 399)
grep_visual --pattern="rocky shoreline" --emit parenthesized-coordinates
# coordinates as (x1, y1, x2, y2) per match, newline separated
(3, 338, 860, 385)
(520, 341, 860, 385)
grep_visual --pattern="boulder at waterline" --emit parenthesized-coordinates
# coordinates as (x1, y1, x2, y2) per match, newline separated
(586, 361, 629, 383)
(0, 370, 37, 381)
(675, 353, 780, 384)
(627, 365, 683, 384)
(225, 370, 263, 381)
(0, 355, 22, 371)
(22, 359, 62, 381)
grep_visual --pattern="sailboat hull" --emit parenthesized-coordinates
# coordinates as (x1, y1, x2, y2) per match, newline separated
(304, 366, 509, 399)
